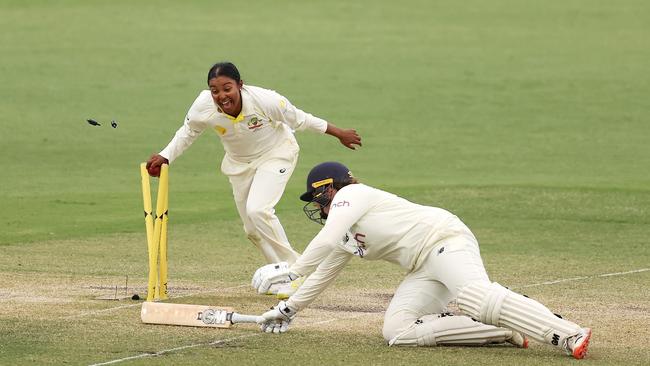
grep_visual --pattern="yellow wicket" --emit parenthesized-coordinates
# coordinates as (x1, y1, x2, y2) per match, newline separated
(140, 163, 169, 301)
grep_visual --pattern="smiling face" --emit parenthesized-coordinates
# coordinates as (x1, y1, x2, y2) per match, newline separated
(208, 75, 243, 117)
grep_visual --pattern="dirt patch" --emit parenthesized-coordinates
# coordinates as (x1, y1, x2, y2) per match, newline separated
(311, 304, 384, 313)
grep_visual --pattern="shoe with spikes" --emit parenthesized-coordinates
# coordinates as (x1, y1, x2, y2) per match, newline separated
(564, 328, 592, 359)
(275, 276, 305, 300)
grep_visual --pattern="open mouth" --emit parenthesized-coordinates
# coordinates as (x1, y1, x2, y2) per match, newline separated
(220, 98, 233, 110)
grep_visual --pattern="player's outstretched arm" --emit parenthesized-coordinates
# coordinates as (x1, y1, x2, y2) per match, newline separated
(145, 154, 169, 177)
(325, 123, 362, 150)
(258, 300, 297, 334)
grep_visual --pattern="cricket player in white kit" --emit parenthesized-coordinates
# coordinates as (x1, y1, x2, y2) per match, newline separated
(146, 63, 361, 269)
(253, 162, 592, 359)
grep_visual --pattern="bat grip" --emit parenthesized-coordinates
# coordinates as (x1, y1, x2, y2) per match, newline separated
(230, 313, 263, 324)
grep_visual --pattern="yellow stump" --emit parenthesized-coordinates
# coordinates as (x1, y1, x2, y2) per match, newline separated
(140, 163, 169, 301)
(158, 165, 169, 300)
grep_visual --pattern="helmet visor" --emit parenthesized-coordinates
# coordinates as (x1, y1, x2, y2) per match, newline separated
(302, 184, 332, 225)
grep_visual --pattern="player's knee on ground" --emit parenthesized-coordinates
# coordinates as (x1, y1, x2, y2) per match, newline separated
(382, 312, 417, 342)
(457, 281, 582, 347)
(387, 314, 514, 347)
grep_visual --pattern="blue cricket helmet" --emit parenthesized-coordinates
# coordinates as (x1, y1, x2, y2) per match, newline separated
(299, 162, 353, 202)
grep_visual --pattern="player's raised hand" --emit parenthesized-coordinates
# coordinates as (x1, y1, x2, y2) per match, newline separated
(336, 128, 362, 150)
(259, 300, 297, 334)
(325, 124, 362, 150)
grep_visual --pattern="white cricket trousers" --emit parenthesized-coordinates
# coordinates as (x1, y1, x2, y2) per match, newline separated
(221, 138, 301, 264)
(383, 221, 490, 341)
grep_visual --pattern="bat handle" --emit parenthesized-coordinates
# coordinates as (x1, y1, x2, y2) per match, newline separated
(230, 313, 263, 324)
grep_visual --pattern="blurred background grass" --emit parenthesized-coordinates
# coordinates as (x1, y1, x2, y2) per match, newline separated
(1, 0, 648, 245)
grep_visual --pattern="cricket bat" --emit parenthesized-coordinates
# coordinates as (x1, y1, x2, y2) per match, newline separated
(141, 302, 262, 328)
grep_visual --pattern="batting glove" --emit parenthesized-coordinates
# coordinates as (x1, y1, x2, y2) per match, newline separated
(253, 262, 301, 295)
(259, 300, 297, 334)
(252, 262, 289, 292)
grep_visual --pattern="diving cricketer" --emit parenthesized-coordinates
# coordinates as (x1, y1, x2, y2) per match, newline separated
(253, 162, 591, 359)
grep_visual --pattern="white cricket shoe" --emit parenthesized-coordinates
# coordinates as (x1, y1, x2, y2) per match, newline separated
(507, 331, 529, 348)
(564, 328, 592, 359)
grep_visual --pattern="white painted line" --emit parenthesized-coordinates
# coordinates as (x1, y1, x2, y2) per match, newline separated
(89, 334, 258, 366)
(598, 268, 649, 277)
(89, 316, 353, 366)
(62, 284, 249, 319)
(514, 268, 649, 289)
(88, 267, 648, 365)
(61, 302, 142, 319)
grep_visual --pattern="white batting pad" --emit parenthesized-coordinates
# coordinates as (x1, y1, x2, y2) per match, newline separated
(457, 282, 582, 346)
(389, 314, 513, 347)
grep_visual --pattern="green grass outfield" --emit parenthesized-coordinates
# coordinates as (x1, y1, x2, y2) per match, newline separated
(1, 0, 649, 365)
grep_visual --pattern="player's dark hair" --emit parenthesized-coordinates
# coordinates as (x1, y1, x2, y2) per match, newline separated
(207, 62, 241, 84)
(333, 177, 359, 190)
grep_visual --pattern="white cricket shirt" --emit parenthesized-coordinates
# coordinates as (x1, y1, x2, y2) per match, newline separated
(159, 85, 328, 164)
(287, 184, 475, 311)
